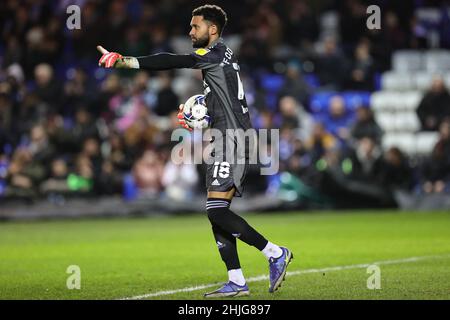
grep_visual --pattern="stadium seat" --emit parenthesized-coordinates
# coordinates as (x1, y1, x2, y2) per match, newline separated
(381, 71, 415, 91)
(416, 8, 441, 25)
(394, 112, 421, 132)
(260, 73, 285, 110)
(415, 71, 435, 91)
(402, 91, 423, 111)
(375, 111, 396, 132)
(260, 74, 285, 93)
(392, 50, 423, 72)
(415, 131, 440, 154)
(342, 91, 371, 111)
(424, 50, 450, 72)
(371, 91, 403, 111)
(371, 91, 388, 111)
(387, 91, 422, 112)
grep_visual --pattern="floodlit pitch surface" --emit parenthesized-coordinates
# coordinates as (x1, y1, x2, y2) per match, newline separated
(0, 211, 449, 300)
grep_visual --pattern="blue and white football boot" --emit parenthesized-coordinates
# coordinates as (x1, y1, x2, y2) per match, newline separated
(268, 247, 294, 293)
(204, 281, 250, 298)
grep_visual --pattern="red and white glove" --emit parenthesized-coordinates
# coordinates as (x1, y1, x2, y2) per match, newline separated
(177, 104, 192, 131)
(97, 45, 123, 68)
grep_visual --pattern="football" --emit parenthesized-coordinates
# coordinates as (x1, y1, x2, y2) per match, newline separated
(182, 94, 211, 129)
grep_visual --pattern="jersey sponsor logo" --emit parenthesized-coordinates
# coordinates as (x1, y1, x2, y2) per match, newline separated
(211, 179, 221, 186)
(195, 48, 210, 56)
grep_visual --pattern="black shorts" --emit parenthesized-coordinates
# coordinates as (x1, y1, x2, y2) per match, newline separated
(206, 160, 248, 197)
(205, 130, 249, 198)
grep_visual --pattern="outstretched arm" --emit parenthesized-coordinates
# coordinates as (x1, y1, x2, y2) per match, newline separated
(97, 45, 196, 70)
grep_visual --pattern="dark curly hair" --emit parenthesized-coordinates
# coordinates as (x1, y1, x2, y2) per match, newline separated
(192, 4, 228, 36)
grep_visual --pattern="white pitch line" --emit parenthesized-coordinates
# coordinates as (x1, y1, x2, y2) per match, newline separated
(119, 254, 450, 300)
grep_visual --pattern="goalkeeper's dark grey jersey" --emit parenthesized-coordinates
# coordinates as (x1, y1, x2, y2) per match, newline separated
(189, 39, 253, 133)
(136, 38, 253, 133)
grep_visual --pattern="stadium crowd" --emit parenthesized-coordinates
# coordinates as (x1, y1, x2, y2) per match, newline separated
(1, 0, 450, 208)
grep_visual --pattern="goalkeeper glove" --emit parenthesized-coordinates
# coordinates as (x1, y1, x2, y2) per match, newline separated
(97, 45, 139, 69)
(177, 104, 193, 131)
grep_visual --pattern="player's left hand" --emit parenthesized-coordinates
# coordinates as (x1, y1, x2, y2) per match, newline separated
(177, 104, 192, 131)
(97, 45, 123, 68)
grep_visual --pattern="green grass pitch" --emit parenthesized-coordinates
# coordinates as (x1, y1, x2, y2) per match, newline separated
(0, 210, 449, 300)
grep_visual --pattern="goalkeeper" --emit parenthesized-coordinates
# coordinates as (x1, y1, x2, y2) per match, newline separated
(97, 4, 293, 298)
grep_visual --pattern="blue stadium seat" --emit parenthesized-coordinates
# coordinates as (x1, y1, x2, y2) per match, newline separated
(260, 74, 285, 92)
(342, 91, 371, 111)
(260, 74, 285, 110)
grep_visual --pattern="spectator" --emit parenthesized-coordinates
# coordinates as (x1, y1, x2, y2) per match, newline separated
(382, 11, 407, 51)
(132, 150, 164, 198)
(161, 149, 199, 201)
(63, 67, 94, 117)
(346, 41, 375, 90)
(338, 0, 367, 47)
(350, 106, 383, 144)
(420, 120, 450, 194)
(28, 124, 56, 165)
(416, 75, 450, 131)
(279, 126, 296, 164)
(346, 136, 384, 184)
(81, 137, 102, 178)
(276, 96, 314, 141)
(109, 73, 148, 133)
(98, 73, 122, 120)
(285, 138, 314, 183)
(97, 159, 124, 195)
(315, 36, 350, 90)
(238, 29, 271, 70)
(75, 108, 98, 140)
(380, 147, 414, 191)
(6, 148, 45, 199)
(40, 158, 70, 195)
(153, 72, 179, 117)
(305, 122, 337, 162)
(102, 132, 133, 172)
(3, 36, 24, 68)
(277, 61, 311, 107)
(318, 95, 353, 143)
(0, 88, 14, 148)
(67, 155, 94, 195)
(282, 0, 318, 49)
(408, 15, 428, 49)
(33, 63, 61, 114)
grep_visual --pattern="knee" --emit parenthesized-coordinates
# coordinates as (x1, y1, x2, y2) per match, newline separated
(206, 198, 230, 223)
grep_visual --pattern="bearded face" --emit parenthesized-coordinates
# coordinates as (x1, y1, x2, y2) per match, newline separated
(189, 16, 214, 48)
(192, 32, 210, 48)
